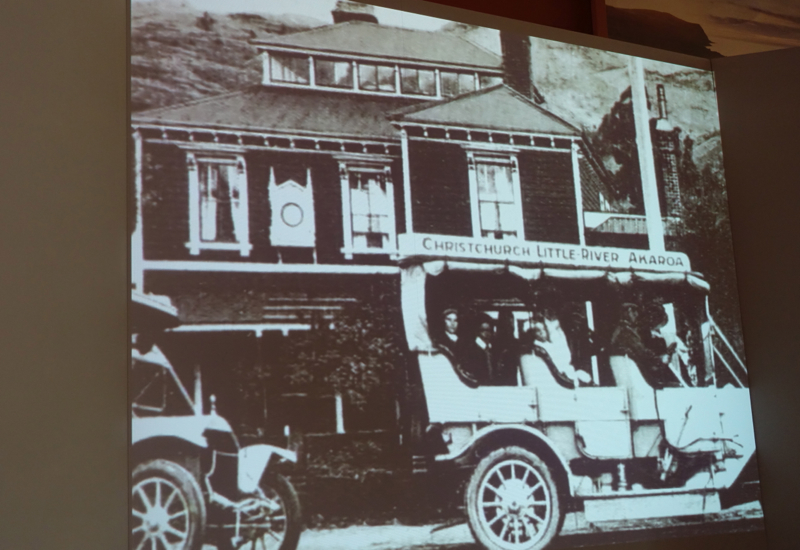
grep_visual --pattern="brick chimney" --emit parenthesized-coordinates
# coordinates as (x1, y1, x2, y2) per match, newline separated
(652, 84, 682, 216)
(500, 31, 544, 103)
(332, 1, 378, 24)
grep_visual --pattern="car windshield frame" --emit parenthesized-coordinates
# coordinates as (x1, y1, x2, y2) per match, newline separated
(131, 344, 196, 417)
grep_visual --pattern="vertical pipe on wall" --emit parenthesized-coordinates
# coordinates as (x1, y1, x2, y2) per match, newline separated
(338, 161, 354, 259)
(571, 141, 586, 246)
(400, 128, 413, 234)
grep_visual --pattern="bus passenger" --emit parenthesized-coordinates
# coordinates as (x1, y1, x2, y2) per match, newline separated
(609, 303, 681, 389)
(433, 308, 480, 388)
(533, 310, 592, 385)
(490, 310, 520, 386)
(459, 314, 495, 386)
(437, 307, 460, 359)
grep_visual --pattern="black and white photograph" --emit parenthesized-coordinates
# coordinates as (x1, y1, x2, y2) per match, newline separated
(129, 1, 764, 549)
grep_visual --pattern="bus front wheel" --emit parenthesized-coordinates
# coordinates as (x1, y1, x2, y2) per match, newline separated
(465, 446, 562, 550)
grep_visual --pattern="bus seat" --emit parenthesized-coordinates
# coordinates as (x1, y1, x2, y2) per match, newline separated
(417, 352, 477, 423)
(520, 347, 574, 390)
(609, 355, 658, 419)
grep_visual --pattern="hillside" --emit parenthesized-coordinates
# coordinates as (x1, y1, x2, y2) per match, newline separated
(607, 7, 722, 59)
(527, 37, 720, 142)
(131, 0, 323, 111)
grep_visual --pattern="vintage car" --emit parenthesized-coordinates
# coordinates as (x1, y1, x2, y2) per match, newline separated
(130, 290, 302, 550)
(400, 250, 759, 550)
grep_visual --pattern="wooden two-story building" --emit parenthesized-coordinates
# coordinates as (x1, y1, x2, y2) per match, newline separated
(130, 3, 683, 444)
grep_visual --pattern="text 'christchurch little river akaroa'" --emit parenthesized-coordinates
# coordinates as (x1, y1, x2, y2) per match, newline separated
(398, 234, 691, 271)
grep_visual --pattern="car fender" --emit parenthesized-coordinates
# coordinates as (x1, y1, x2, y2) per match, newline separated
(441, 423, 576, 496)
(132, 414, 233, 447)
(237, 444, 297, 494)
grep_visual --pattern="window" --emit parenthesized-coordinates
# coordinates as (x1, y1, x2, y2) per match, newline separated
(350, 172, 391, 249)
(338, 162, 397, 258)
(467, 153, 525, 240)
(479, 74, 503, 89)
(270, 53, 310, 84)
(186, 153, 252, 256)
(400, 67, 436, 96)
(441, 71, 476, 97)
(358, 63, 396, 92)
(315, 58, 353, 88)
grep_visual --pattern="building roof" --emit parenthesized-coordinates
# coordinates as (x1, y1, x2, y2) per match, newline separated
(251, 21, 502, 70)
(132, 86, 426, 139)
(390, 85, 580, 136)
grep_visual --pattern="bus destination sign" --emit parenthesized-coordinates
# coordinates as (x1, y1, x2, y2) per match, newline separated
(398, 233, 691, 272)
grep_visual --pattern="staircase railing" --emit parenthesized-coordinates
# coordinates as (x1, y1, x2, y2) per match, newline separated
(707, 318, 748, 387)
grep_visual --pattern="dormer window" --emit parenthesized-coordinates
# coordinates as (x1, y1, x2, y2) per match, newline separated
(315, 58, 353, 88)
(400, 67, 436, 96)
(441, 71, 476, 97)
(261, 49, 503, 98)
(358, 63, 396, 92)
(270, 53, 310, 84)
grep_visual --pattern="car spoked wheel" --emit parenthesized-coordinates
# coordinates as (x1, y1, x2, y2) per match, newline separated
(466, 447, 562, 550)
(218, 474, 301, 550)
(131, 459, 206, 550)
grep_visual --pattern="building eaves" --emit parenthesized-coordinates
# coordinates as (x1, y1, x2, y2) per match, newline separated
(389, 85, 581, 137)
(132, 85, 430, 140)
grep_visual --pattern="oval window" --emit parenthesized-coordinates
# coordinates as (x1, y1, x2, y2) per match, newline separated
(281, 203, 304, 227)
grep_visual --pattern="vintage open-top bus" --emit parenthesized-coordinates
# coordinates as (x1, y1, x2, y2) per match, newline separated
(398, 233, 758, 550)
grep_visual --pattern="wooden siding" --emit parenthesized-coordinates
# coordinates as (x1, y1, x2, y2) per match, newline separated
(140, 143, 403, 265)
(518, 150, 580, 244)
(142, 143, 190, 260)
(408, 141, 472, 237)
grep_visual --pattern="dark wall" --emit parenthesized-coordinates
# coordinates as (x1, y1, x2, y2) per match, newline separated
(408, 141, 580, 242)
(142, 143, 189, 259)
(409, 140, 472, 236)
(518, 149, 580, 243)
(713, 47, 800, 550)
